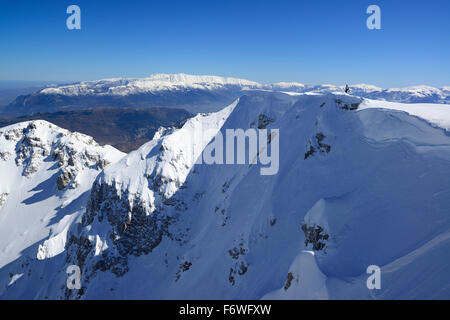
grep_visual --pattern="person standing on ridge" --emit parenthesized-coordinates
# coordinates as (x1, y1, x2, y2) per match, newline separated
(345, 84, 350, 93)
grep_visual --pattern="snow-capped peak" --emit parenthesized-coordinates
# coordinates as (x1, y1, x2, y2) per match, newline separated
(0, 120, 125, 269)
(0, 120, 123, 179)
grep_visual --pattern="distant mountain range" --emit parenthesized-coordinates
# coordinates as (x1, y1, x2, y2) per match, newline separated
(1, 74, 449, 117)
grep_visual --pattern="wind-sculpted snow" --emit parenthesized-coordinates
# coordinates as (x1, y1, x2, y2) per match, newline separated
(2, 91, 450, 299)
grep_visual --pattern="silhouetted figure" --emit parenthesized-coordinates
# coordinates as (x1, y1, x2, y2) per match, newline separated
(345, 85, 350, 93)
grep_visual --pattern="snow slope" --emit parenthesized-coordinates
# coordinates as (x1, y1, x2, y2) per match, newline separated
(1, 92, 450, 299)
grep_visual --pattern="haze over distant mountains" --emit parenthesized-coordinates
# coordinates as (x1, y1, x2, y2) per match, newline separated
(0, 81, 60, 108)
(0, 107, 191, 153)
(1, 74, 449, 117)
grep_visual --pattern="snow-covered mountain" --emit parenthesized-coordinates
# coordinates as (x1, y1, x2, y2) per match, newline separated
(34, 75, 450, 103)
(0, 121, 124, 293)
(2, 90, 450, 299)
(2, 74, 449, 117)
(39, 74, 262, 96)
(1, 74, 262, 116)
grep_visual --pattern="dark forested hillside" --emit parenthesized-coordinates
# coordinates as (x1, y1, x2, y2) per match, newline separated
(0, 107, 191, 152)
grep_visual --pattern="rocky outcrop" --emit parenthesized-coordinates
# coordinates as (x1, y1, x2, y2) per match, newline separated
(15, 123, 51, 176)
(301, 223, 329, 251)
(63, 177, 179, 299)
(84, 180, 175, 257)
(335, 98, 360, 111)
(304, 133, 331, 160)
(0, 121, 119, 190)
(257, 114, 275, 129)
(284, 272, 294, 291)
(56, 168, 75, 190)
(0, 193, 8, 207)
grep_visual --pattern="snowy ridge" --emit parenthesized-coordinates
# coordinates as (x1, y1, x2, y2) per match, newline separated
(94, 99, 238, 211)
(36, 73, 450, 104)
(40, 74, 262, 96)
(2, 92, 450, 299)
(0, 120, 124, 272)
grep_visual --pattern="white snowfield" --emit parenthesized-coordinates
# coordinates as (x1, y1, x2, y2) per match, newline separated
(359, 99, 450, 130)
(38, 73, 450, 104)
(1, 91, 450, 299)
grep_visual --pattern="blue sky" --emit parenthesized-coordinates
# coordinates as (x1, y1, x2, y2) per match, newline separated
(0, 0, 449, 87)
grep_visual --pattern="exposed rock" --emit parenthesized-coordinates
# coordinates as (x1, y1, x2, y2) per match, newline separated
(257, 114, 275, 129)
(335, 99, 359, 111)
(315, 133, 331, 153)
(228, 246, 247, 260)
(56, 169, 74, 190)
(304, 144, 316, 160)
(0, 151, 11, 161)
(228, 268, 236, 286)
(0, 121, 120, 192)
(175, 261, 193, 282)
(301, 223, 329, 251)
(222, 182, 230, 193)
(64, 178, 178, 296)
(237, 261, 248, 275)
(0, 193, 8, 207)
(304, 133, 331, 160)
(284, 272, 294, 291)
